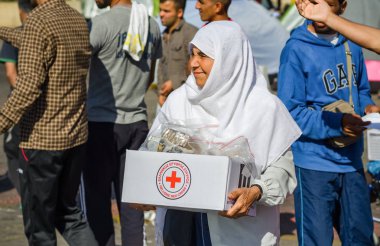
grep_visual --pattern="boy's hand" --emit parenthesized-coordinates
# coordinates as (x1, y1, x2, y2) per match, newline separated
(342, 113, 370, 137)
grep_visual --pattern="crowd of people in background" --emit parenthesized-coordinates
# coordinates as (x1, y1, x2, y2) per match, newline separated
(0, 0, 380, 245)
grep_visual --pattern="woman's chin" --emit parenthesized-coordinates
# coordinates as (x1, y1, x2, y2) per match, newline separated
(195, 80, 205, 89)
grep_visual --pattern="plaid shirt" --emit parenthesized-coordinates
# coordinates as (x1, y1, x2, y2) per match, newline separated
(0, 0, 90, 150)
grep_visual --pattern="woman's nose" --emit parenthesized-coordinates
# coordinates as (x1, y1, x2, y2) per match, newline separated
(190, 57, 199, 68)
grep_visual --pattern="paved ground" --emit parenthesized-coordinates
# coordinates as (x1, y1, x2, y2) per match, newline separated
(0, 38, 379, 245)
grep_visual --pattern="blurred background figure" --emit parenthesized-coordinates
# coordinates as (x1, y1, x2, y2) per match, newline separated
(81, 0, 159, 22)
(157, 0, 197, 106)
(81, 0, 109, 22)
(255, 0, 283, 18)
(82, 0, 162, 244)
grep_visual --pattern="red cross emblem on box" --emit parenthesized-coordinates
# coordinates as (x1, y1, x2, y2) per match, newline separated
(156, 160, 191, 200)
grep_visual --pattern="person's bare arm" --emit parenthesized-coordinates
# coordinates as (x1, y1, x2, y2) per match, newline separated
(296, 0, 380, 54)
(325, 15, 380, 54)
(159, 80, 173, 97)
(4, 62, 17, 88)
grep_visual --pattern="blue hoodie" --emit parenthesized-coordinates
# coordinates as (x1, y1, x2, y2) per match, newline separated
(278, 21, 374, 173)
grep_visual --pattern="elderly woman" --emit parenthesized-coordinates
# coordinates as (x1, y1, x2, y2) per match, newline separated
(148, 21, 301, 245)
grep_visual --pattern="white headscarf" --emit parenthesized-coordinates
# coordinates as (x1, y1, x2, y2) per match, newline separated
(156, 21, 301, 173)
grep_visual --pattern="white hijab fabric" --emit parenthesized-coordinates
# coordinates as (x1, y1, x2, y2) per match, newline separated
(179, 21, 300, 173)
(152, 21, 301, 245)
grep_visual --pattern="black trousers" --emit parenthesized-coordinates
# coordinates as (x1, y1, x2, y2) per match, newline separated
(18, 144, 97, 246)
(4, 124, 21, 193)
(82, 121, 149, 246)
(163, 211, 212, 246)
(163, 210, 197, 246)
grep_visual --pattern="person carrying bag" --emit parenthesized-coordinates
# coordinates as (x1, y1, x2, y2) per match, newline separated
(322, 42, 358, 148)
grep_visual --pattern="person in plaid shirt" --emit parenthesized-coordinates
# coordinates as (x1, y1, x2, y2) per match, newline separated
(0, 0, 98, 245)
(0, 0, 37, 196)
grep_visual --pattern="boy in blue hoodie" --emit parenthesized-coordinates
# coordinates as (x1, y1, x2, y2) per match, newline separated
(278, 0, 380, 245)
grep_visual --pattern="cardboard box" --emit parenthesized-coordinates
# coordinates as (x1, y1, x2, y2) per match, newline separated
(368, 129, 380, 161)
(122, 150, 255, 214)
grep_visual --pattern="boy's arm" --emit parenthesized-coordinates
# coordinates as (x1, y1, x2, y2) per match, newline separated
(0, 42, 18, 88)
(4, 63, 17, 88)
(355, 51, 376, 115)
(278, 50, 343, 140)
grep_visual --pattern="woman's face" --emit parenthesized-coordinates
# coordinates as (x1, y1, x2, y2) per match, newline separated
(190, 46, 214, 88)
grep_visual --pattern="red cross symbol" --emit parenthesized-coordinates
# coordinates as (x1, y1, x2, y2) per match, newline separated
(166, 171, 181, 188)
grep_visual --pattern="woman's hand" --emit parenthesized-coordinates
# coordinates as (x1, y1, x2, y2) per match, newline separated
(129, 203, 156, 211)
(219, 186, 262, 219)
